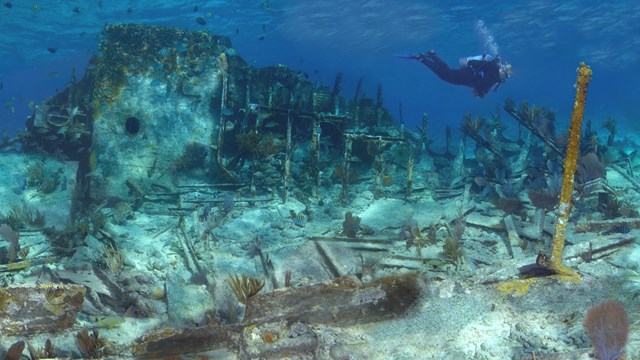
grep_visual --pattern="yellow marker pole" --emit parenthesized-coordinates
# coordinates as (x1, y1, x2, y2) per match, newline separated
(549, 62, 592, 279)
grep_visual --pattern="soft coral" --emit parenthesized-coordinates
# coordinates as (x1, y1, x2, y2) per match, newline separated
(583, 299, 629, 360)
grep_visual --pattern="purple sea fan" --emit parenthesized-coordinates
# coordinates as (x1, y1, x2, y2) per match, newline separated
(583, 299, 629, 360)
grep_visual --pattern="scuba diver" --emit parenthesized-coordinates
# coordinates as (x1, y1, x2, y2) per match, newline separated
(398, 50, 512, 97)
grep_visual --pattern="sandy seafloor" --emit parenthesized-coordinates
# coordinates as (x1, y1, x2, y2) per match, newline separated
(1, 139, 640, 360)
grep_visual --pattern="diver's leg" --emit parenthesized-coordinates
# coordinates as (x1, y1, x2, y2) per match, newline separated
(418, 56, 451, 81)
(420, 56, 470, 86)
(428, 53, 449, 69)
(418, 54, 450, 77)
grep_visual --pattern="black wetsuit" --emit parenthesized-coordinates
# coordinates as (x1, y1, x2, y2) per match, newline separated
(419, 53, 503, 97)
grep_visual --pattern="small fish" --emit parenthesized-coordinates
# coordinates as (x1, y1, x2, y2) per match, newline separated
(258, 35, 265, 41)
(127, 7, 133, 13)
(0, 82, 3, 89)
(196, 17, 206, 25)
(72, 6, 81, 14)
(32, 4, 40, 11)
(193, 5, 198, 12)
(292, 214, 307, 227)
(47, 71, 59, 77)
(614, 225, 631, 234)
(93, 315, 125, 329)
(224, 120, 235, 131)
(221, 108, 233, 116)
(3, 2, 12, 9)
(47, 47, 57, 54)
(235, 28, 239, 34)
(97, 0, 103, 9)
(263, 119, 278, 128)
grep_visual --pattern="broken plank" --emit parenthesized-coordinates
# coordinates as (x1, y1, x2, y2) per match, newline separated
(243, 272, 422, 326)
(575, 218, 640, 233)
(132, 325, 243, 358)
(313, 241, 342, 278)
(133, 273, 423, 357)
(309, 236, 399, 244)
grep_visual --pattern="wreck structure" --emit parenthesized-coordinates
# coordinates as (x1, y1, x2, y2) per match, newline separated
(23, 24, 406, 217)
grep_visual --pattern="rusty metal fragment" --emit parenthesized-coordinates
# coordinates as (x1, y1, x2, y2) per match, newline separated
(239, 321, 318, 359)
(132, 325, 243, 358)
(0, 283, 85, 335)
(132, 272, 422, 357)
(243, 272, 422, 326)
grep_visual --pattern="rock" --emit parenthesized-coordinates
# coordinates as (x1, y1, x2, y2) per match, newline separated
(166, 271, 215, 327)
(0, 283, 85, 335)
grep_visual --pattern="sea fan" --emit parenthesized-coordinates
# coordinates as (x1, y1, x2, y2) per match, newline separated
(583, 299, 629, 360)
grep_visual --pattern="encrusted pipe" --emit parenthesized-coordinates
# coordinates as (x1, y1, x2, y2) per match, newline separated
(376, 84, 382, 128)
(311, 116, 320, 197)
(217, 53, 229, 168)
(283, 109, 292, 203)
(406, 145, 413, 197)
(340, 137, 353, 205)
(549, 62, 592, 278)
(353, 78, 362, 128)
(421, 113, 430, 154)
(332, 72, 342, 115)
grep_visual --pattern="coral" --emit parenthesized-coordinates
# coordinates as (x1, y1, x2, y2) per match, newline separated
(43, 222, 88, 256)
(497, 197, 526, 218)
(442, 236, 463, 264)
(342, 211, 361, 238)
(228, 274, 264, 304)
(5, 340, 25, 360)
(236, 131, 282, 159)
(26, 161, 45, 187)
(28, 338, 57, 359)
(495, 278, 537, 297)
(528, 190, 558, 211)
(25, 162, 63, 194)
(0, 223, 20, 264)
(255, 133, 282, 158)
(600, 196, 623, 219)
(236, 131, 261, 153)
(3, 202, 48, 229)
(583, 300, 629, 360)
(104, 243, 125, 276)
(76, 327, 109, 358)
(174, 142, 208, 171)
(91, 24, 230, 106)
(380, 173, 394, 187)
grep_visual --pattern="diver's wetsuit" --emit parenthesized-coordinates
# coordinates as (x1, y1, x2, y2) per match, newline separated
(418, 53, 503, 97)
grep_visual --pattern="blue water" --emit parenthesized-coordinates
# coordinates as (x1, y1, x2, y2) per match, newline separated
(1, 1, 638, 141)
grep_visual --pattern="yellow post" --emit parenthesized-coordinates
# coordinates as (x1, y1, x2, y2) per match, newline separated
(549, 62, 592, 280)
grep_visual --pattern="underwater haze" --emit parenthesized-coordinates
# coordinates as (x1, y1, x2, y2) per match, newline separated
(3, 1, 640, 359)
(1, 0, 639, 139)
